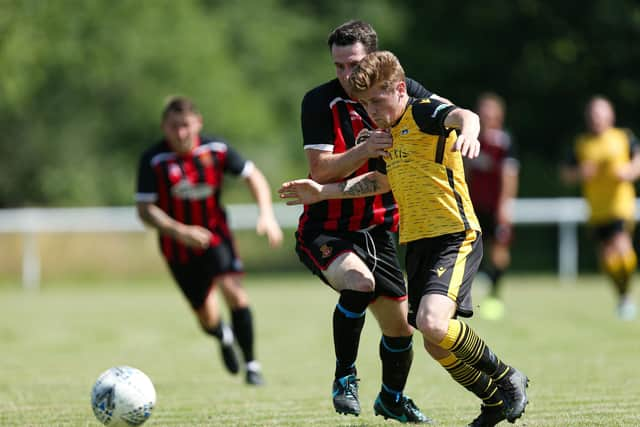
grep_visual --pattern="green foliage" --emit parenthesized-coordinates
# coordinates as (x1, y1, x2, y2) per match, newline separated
(1, 0, 639, 205)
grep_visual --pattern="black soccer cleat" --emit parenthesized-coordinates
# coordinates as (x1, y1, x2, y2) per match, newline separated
(219, 343, 240, 375)
(467, 402, 507, 427)
(246, 369, 264, 386)
(373, 394, 433, 424)
(332, 374, 361, 416)
(496, 367, 529, 423)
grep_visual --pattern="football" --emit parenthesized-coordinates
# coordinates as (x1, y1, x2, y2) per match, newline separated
(91, 366, 156, 427)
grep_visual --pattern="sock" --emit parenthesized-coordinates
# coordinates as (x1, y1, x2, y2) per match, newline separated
(437, 353, 503, 406)
(231, 307, 255, 363)
(438, 319, 510, 381)
(602, 253, 627, 294)
(333, 290, 372, 379)
(204, 321, 234, 346)
(620, 250, 637, 295)
(488, 267, 504, 298)
(379, 335, 413, 403)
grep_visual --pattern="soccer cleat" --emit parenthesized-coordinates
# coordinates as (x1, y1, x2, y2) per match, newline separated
(496, 368, 529, 423)
(219, 343, 240, 374)
(617, 298, 637, 321)
(373, 394, 433, 424)
(332, 374, 361, 416)
(246, 369, 265, 386)
(467, 403, 507, 427)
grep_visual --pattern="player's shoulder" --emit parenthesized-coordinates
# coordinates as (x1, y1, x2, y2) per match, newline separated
(140, 140, 167, 159)
(302, 79, 345, 110)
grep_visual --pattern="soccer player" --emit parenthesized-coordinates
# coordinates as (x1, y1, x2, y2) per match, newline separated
(561, 95, 640, 320)
(466, 93, 519, 320)
(280, 51, 530, 427)
(295, 20, 441, 423)
(135, 96, 283, 385)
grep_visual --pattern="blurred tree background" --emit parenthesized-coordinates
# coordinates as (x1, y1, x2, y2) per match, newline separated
(1, 0, 639, 207)
(1, 0, 639, 277)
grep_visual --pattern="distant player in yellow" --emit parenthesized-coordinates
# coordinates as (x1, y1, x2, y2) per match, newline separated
(280, 51, 529, 427)
(562, 96, 640, 320)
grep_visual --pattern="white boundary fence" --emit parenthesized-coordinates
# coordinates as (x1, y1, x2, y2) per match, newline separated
(0, 198, 633, 289)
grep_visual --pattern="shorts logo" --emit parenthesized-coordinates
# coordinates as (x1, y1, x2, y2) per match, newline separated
(320, 244, 333, 258)
(436, 266, 447, 277)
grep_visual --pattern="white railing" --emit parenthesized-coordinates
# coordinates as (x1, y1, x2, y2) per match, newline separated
(0, 199, 631, 289)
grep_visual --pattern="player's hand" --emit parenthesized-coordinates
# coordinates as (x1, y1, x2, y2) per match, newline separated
(278, 179, 324, 205)
(176, 224, 212, 249)
(356, 129, 393, 158)
(257, 215, 283, 248)
(614, 164, 637, 182)
(451, 133, 480, 159)
(580, 162, 597, 181)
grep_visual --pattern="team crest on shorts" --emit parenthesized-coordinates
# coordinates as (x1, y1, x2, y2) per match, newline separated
(320, 244, 332, 258)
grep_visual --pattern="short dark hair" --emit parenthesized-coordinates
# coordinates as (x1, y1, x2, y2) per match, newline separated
(162, 96, 199, 121)
(327, 20, 378, 53)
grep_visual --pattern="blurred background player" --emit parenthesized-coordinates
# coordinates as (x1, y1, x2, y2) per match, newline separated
(561, 95, 640, 320)
(135, 96, 283, 384)
(466, 93, 519, 320)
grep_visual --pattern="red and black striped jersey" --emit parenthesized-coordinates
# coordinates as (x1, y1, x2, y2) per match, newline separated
(299, 78, 432, 233)
(136, 135, 252, 263)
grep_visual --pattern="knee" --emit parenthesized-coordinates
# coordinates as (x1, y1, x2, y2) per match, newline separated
(416, 312, 449, 344)
(343, 269, 375, 293)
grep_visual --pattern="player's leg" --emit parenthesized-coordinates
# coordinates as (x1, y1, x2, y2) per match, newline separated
(168, 258, 240, 376)
(368, 297, 432, 424)
(424, 341, 505, 427)
(409, 231, 528, 424)
(218, 273, 264, 384)
(322, 251, 375, 416)
(598, 222, 637, 319)
(364, 229, 431, 423)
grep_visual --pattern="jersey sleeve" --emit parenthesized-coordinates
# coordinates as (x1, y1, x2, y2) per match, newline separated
(301, 89, 334, 151)
(411, 99, 457, 135)
(135, 150, 158, 203)
(405, 78, 433, 99)
(224, 144, 254, 178)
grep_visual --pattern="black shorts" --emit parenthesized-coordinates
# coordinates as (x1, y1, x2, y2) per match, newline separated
(295, 228, 407, 299)
(476, 210, 513, 245)
(167, 237, 243, 310)
(406, 230, 483, 327)
(591, 219, 631, 243)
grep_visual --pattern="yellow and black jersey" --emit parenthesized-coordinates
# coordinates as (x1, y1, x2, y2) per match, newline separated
(572, 127, 639, 224)
(382, 98, 480, 244)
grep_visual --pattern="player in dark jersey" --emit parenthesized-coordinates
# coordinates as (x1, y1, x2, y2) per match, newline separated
(281, 51, 530, 427)
(466, 93, 519, 320)
(135, 96, 283, 385)
(294, 20, 444, 423)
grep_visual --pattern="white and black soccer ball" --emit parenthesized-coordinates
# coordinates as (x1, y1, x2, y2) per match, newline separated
(91, 366, 156, 427)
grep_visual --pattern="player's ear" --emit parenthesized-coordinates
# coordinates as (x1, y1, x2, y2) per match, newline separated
(396, 80, 407, 96)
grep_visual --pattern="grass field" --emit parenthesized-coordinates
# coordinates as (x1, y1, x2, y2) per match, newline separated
(1, 273, 638, 426)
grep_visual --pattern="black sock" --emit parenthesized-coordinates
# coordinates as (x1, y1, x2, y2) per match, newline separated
(333, 290, 372, 379)
(379, 335, 413, 402)
(488, 267, 504, 298)
(231, 307, 254, 363)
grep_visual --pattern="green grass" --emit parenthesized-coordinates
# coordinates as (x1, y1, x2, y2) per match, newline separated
(1, 273, 639, 426)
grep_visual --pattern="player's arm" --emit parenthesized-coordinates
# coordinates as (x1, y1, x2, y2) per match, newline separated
(443, 108, 481, 159)
(279, 171, 390, 205)
(499, 161, 519, 225)
(306, 130, 393, 183)
(136, 201, 211, 249)
(615, 130, 640, 182)
(243, 166, 283, 248)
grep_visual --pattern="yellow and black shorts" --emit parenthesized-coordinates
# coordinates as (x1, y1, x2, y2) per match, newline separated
(406, 229, 482, 326)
